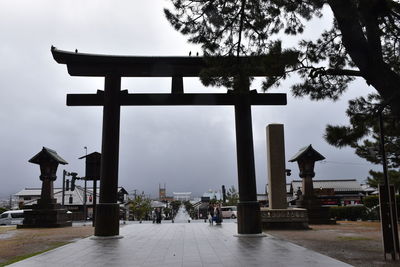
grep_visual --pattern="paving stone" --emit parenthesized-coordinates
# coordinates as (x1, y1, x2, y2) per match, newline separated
(8, 222, 352, 267)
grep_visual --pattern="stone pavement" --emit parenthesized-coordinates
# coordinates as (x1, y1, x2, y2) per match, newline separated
(9, 222, 352, 267)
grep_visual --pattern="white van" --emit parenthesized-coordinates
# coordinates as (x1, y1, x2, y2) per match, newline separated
(0, 210, 25, 225)
(221, 206, 237, 219)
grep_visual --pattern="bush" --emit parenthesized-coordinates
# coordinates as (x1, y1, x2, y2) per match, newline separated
(0, 207, 8, 214)
(363, 196, 379, 208)
(363, 194, 400, 220)
(329, 206, 368, 221)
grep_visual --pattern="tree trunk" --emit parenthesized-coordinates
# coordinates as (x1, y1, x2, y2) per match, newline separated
(328, 0, 400, 117)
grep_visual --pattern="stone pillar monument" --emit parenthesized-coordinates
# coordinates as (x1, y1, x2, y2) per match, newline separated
(261, 124, 308, 229)
(266, 124, 287, 209)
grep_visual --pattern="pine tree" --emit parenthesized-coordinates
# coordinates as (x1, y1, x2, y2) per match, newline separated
(325, 93, 400, 188)
(165, 0, 400, 117)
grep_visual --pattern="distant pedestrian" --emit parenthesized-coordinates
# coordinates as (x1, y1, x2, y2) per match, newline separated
(208, 204, 214, 225)
(156, 208, 162, 224)
(215, 204, 222, 225)
(152, 209, 156, 223)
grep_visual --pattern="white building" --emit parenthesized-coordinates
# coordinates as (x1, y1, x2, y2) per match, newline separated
(14, 186, 128, 219)
(173, 192, 191, 201)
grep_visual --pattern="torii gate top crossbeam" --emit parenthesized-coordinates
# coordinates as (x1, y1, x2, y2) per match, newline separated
(51, 47, 284, 77)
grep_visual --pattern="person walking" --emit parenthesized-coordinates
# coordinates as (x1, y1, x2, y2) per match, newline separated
(156, 208, 162, 224)
(208, 203, 214, 225)
(215, 204, 222, 225)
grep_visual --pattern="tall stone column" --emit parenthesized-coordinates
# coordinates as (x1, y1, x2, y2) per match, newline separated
(266, 124, 287, 209)
(95, 75, 121, 237)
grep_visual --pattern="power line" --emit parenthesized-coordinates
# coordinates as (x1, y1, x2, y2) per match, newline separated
(320, 160, 375, 166)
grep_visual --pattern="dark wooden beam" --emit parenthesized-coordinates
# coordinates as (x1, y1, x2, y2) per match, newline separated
(51, 48, 285, 77)
(66, 93, 287, 106)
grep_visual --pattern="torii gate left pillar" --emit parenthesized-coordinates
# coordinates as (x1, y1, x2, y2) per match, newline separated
(52, 48, 287, 237)
(95, 74, 121, 236)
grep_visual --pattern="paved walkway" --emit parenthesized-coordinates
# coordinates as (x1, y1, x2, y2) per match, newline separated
(174, 205, 192, 223)
(9, 222, 352, 267)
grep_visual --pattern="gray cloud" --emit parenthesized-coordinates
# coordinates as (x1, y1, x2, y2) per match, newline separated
(0, 1, 379, 199)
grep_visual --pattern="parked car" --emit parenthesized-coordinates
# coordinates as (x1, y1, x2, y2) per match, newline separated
(221, 206, 237, 219)
(0, 210, 25, 225)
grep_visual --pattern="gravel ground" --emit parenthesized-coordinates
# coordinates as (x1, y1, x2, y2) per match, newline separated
(0, 224, 94, 265)
(265, 221, 400, 267)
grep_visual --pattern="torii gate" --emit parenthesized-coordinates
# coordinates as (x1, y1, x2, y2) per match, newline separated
(52, 47, 287, 237)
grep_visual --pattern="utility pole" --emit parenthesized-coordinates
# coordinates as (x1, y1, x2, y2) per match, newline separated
(83, 146, 87, 221)
(62, 170, 66, 207)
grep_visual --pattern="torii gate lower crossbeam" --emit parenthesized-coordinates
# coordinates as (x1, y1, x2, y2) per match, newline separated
(52, 48, 287, 237)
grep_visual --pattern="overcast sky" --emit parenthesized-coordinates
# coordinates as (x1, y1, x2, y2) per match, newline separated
(0, 1, 380, 199)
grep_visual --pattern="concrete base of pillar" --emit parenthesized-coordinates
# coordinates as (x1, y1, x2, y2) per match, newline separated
(90, 235, 123, 240)
(95, 203, 120, 237)
(18, 207, 72, 228)
(237, 201, 261, 234)
(234, 233, 267, 237)
(296, 198, 336, 225)
(261, 208, 309, 230)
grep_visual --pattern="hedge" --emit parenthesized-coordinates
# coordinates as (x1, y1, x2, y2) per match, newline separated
(363, 195, 400, 208)
(329, 195, 400, 221)
(329, 206, 368, 221)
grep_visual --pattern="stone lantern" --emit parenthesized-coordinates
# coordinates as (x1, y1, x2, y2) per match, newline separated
(19, 147, 72, 228)
(289, 145, 333, 224)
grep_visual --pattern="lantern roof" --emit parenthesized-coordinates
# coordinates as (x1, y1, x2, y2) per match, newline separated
(29, 147, 68, 165)
(78, 151, 101, 161)
(288, 145, 325, 162)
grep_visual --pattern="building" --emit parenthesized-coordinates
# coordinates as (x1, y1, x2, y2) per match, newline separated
(14, 186, 128, 220)
(173, 192, 191, 201)
(291, 179, 364, 206)
(202, 190, 222, 201)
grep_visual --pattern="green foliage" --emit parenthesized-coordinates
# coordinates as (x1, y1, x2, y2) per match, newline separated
(362, 194, 400, 220)
(0, 207, 8, 214)
(184, 201, 193, 213)
(129, 195, 151, 221)
(367, 170, 400, 193)
(363, 195, 379, 209)
(169, 200, 181, 214)
(183, 201, 197, 218)
(329, 206, 368, 221)
(325, 93, 400, 188)
(165, 0, 400, 118)
(163, 207, 172, 219)
(225, 185, 239, 206)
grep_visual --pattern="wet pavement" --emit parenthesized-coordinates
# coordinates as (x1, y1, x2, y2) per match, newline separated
(8, 221, 352, 267)
(173, 205, 192, 223)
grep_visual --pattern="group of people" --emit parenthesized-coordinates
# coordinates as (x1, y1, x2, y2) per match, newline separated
(207, 203, 222, 225)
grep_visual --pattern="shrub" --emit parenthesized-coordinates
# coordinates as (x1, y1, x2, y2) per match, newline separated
(0, 207, 8, 214)
(363, 196, 379, 209)
(363, 194, 400, 220)
(329, 206, 368, 221)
